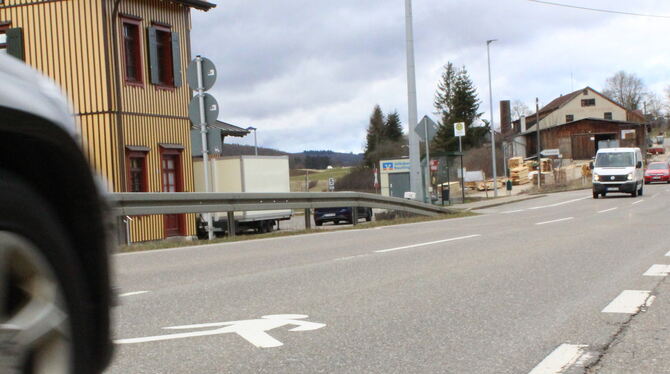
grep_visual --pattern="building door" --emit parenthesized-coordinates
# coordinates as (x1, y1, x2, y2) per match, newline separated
(161, 151, 184, 237)
(571, 134, 596, 160)
(389, 172, 410, 198)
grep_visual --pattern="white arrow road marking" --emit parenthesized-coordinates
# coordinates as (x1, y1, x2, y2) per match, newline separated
(643, 264, 670, 277)
(374, 235, 481, 253)
(602, 290, 654, 314)
(115, 314, 325, 348)
(528, 344, 593, 374)
(536, 217, 574, 226)
(119, 291, 149, 297)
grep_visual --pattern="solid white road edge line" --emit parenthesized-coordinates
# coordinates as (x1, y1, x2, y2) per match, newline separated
(119, 291, 149, 297)
(643, 264, 670, 277)
(535, 217, 574, 226)
(528, 344, 592, 374)
(528, 196, 590, 210)
(602, 290, 654, 314)
(374, 234, 481, 254)
(598, 207, 617, 213)
(632, 199, 644, 205)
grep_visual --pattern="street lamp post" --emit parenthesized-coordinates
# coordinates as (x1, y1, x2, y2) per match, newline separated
(246, 126, 258, 156)
(486, 39, 499, 197)
(404, 0, 424, 202)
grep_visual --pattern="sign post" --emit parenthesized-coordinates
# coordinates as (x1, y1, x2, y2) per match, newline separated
(188, 56, 218, 240)
(454, 122, 466, 203)
(415, 116, 438, 203)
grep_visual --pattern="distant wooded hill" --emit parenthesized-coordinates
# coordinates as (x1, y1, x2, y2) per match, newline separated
(221, 144, 363, 169)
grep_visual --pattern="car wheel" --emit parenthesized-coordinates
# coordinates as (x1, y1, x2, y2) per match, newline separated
(631, 188, 638, 197)
(638, 184, 644, 196)
(602, 192, 607, 197)
(266, 221, 274, 233)
(593, 191, 599, 199)
(315, 221, 322, 227)
(0, 174, 92, 374)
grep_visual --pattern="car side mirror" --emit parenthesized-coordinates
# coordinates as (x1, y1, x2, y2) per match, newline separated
(637, 161, 642, 169)
(589, 162, 594, 170)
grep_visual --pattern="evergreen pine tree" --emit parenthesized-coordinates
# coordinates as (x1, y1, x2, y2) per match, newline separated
(364, 105, 386, 167)
(384, 111, 404, 142)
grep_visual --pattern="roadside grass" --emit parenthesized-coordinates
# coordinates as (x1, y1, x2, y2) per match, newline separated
(290, 167, 353, 192)
(118, 210, 476, 253)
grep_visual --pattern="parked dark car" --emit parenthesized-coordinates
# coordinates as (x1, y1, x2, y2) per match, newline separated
(0, 55, 112, 373)
(314, 207, 373, 226)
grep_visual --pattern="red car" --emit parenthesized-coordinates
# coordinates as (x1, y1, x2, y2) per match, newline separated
(644, 162, 670, 183)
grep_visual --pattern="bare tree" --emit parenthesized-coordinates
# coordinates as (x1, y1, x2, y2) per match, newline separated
(511, 100, 531, 120)
(644, 92, 665, 121)
(602, 71, 647, 111)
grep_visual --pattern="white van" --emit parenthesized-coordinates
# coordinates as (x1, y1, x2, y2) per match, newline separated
(591, 147, 644, 198)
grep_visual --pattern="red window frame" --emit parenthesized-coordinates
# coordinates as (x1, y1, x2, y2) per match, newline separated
(120, 16, 144, 87)
(0, 24, 9, 53)
(126, 150, 149, 192)
(153, 23, 174, 89)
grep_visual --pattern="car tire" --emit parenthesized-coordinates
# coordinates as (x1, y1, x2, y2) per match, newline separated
(602, 192, 606, 197)
(0, 173, 93, 374)
(593, 191, 599, 199)
(315, 221, 322, 227)
(638, 184, 644, 196)
(266, 220, 274, 233)
(631, 188, 638, 197)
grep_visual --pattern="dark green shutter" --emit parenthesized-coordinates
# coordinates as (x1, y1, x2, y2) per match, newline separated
(171, 32, 182, 88)
(146, 27, 159, 85)
(6, 28, 24, 61)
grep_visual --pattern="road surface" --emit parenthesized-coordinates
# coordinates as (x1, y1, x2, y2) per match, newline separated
(107, 184, 670, 373)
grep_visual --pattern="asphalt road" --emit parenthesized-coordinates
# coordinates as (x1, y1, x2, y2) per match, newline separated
(106, 183, 670, 373)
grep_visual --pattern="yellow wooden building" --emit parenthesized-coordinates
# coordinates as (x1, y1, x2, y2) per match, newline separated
(0, 0, 216, 241)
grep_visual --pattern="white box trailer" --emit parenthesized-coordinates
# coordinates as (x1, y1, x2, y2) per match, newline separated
(193, 155, 293, 235)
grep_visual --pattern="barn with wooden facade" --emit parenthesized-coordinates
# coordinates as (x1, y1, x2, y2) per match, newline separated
(0, 0, 216, 242)
(507, 87, 646, 160)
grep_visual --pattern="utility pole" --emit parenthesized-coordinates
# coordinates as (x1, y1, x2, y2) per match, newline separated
(247, 126, 258, 156)
(196, 56, 214, 240)
(536, 97, 541, 188)
(404, 0, 423, 201)
(486, 40, 498, 197)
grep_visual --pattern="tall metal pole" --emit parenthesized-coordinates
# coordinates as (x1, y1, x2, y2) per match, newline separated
(253, 129, 258, 156)
(404, 0, 423, 201)
(459, 136, 465, 202)
(536, 97, 541, 188)
(423, 121, 431, 203)
(196, 56, 214, 240)
(486, 40, 498, 197)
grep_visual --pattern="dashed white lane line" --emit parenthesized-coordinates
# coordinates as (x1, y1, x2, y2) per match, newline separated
(535, 217, 574, 226)
(602, 290, 654, 314)
(119, 291, 149, 297)
(501, 209, 525, 214)
(528, 344, 593, 374)
(643, 264, 670, 277)
(598, 207, 618, 213)
(528, 196, 590, 210)
(632, 199, 644, 205)
(374, 234, 481, 253)
(665, 250, 670, 257)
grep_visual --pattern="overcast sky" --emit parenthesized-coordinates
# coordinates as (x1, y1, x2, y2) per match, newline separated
(190, 0, 670, 153)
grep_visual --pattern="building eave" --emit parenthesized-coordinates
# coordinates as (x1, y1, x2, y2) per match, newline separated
(173, 0, 216, 11)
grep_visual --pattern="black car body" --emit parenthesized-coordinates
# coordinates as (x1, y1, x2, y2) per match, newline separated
(314, 207, 373, 226)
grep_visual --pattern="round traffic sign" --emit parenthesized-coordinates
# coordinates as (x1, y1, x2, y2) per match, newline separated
(187, 57, 217, 91)
(188, 93, 219, 126)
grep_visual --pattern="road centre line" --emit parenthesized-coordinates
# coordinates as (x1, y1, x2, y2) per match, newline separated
(632, 199, 644, 205)
(528, 344, 592, 374)
(602, 290, 654, 314)
(501, 209, 524, 214)
(535, 217, 574, 226)
(374, 234, 481, 254)
(528, 196, 590, 210)
(119, 291, 149, 297)
(643, 264, 670, 277)
(598, 207, 617, 213)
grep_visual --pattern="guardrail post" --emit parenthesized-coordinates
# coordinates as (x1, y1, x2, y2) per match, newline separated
(227, 211, 236, 237)
(304, 208, 311, 230)
(352, 207, 358, 226)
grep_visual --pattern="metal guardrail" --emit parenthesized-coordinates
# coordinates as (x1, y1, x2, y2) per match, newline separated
(108, 192, 449, 218)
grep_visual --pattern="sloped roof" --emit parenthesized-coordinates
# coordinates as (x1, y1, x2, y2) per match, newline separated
(520, 117, 643, 136)
(173, 0, 216, 11)
(211, 121, 249, 137)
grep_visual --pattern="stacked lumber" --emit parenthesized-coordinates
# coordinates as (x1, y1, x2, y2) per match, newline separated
(540, 158, 553, 172)
(476, 179, 505, 191)
(508, 157, 523, 169)
(510, 166, 530, 185)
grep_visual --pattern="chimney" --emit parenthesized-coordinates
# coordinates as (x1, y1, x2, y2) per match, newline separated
(520, 116, 527, 133)
(500, 100, 511, 136)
